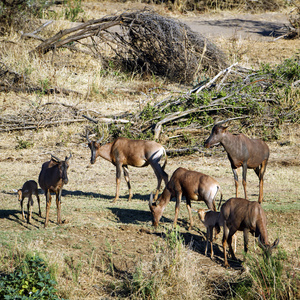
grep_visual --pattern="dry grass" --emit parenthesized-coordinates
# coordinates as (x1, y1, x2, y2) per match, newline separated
(0, 1, 300, 299)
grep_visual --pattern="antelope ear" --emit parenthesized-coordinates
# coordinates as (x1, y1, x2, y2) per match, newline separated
(191, 209, 198, 213)
(12, 189, 18, 193)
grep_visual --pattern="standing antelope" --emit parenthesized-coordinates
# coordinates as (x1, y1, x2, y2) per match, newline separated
(149, 167, 222, 230)
(38, 154, 71, 228)
(195, 208, 237, 259)
(219, 197, 279, 268)
(195, 209, 221, 258)
(13, 180, 41, 224)
(86, 131, 168, 203)
(204, 122, 269, 203)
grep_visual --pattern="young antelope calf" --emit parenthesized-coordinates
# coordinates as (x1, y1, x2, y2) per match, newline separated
(196, 209, 221, 258)
(196, 209, 237, 259)
(14, 180, 41, 224)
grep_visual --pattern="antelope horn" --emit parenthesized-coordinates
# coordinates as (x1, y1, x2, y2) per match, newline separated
(51, 154, 61, 162)
(85, 128, 91, 143)
(149, 193, 154, 207)
(258, 235, 266, 250)
(65, 152, 72, 162)
(271, 238, 279, 250)
(96, 133, 105, 144)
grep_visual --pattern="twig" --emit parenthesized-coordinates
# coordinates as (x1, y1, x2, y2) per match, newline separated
(166, 146, 209, 156)
(0, 118, 86, 132)
(21, 20, 53, 41)
(82, 114, 134, 124)
(188, 62, 238, 95)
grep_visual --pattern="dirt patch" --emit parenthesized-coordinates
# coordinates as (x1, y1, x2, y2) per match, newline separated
(0, 2, 299, 299)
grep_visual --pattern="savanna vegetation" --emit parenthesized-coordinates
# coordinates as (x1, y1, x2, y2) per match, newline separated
(0, 0, 299, 299)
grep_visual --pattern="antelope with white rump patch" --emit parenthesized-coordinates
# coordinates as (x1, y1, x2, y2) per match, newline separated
(149, 167, 222, 230)
(86, 131, 168, 202)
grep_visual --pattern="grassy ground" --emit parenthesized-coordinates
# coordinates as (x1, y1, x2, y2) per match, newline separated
(0, 1, 299, 299)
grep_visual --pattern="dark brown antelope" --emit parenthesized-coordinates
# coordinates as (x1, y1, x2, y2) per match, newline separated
(204, 123, 269, 203)
(86, 131, 168, 203)
(149, 167, 222, 230)
(13, 180, 41, 224)
(38, 154, 71, 228)
(219, 197, 279, 268)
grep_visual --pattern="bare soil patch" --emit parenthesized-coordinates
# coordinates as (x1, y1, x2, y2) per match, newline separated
(0, 2, 299, 299)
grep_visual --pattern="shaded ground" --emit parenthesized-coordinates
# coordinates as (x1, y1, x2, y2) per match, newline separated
(0, 3, 299, 299)
(183, 12, 289, 40)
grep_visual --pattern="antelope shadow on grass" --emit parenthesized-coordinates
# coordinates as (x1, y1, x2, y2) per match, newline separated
(4, 188, 154, 202)
(153, 228, 243, 269)
(0, 209, 45, 229)
(61, 190, 153, 202)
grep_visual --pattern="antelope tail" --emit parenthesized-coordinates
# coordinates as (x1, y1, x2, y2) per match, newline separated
(161, 148, 167, 171)
(217, 187, 223, 210)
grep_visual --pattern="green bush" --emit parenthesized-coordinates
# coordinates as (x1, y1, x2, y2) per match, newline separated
(15, 137, 33, 150)
(0, 254, 65, 300)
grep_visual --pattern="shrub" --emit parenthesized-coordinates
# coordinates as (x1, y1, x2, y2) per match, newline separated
(0, 254, 65, 300)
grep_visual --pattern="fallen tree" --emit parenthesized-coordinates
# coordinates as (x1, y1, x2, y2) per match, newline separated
(32, 9, 227, 83)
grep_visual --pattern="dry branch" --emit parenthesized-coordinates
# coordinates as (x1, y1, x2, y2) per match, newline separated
(33, 9, 227, 83)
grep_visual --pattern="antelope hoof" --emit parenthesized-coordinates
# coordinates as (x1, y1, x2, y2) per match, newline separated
(111, 198, 118, 203)
(128, 194, 133, 202)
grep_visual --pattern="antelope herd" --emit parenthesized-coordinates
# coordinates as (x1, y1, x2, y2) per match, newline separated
(13, 122, 279, 267)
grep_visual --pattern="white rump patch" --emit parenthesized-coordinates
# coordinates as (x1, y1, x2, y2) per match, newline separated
(152, 148, 164, 161)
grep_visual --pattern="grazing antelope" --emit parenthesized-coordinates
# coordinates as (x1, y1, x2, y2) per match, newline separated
(149, 167, 222, 230)
(219, 197, 279, 268)
(38, 154, 71, 228)
(86, 131, 168, 203)
(13, 180, 41, 224)
(204, 122, 269, 203)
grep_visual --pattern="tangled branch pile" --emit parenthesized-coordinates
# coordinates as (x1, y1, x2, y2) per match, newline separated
(33, 9, 227, 83)
(0, 102, 85, 132)
(287, 2, 300, 38)
(100, 57, 300, 150)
